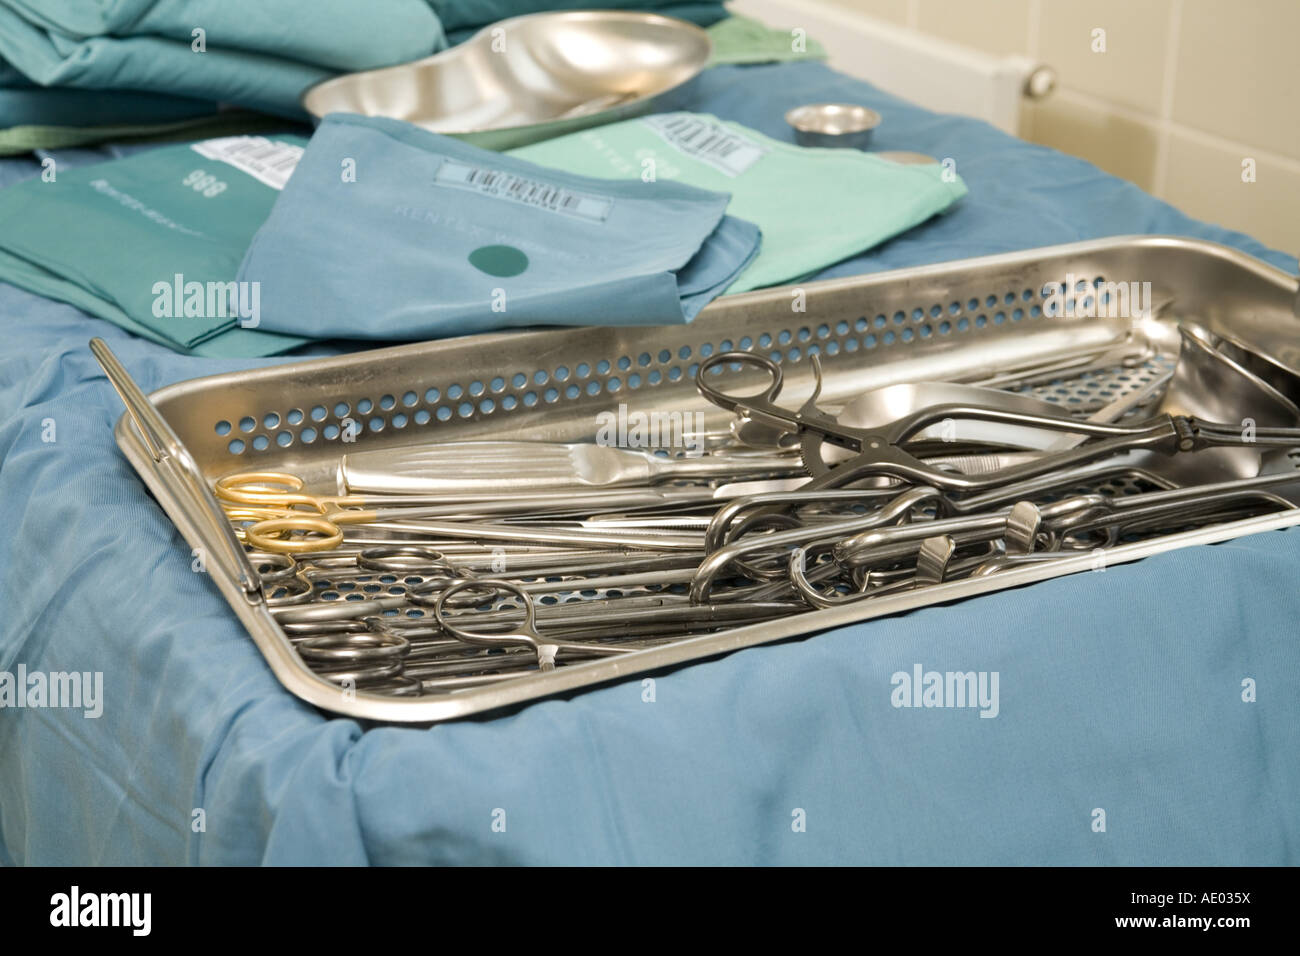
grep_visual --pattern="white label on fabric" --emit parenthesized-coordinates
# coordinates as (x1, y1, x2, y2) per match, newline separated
(641, 114, 767, 177)
(190, 136, 303, 190)
(434, 160, 613, 222)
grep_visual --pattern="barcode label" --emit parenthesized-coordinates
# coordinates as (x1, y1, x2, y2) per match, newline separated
(434, 160, 613, 221)
(642, 114, 767, 177)
(190, 136, 303, 190)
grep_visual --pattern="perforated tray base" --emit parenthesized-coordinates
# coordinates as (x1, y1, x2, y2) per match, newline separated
(113, 236, 1300, 722)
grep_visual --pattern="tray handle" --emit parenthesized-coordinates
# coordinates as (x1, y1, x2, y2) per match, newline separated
(90, 338, 263, 602)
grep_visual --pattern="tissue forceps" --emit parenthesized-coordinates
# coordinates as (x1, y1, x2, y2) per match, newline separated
(695, 351, 1300, 493)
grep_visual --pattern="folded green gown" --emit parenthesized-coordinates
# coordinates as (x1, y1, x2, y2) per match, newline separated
(511, 112, 968, 292)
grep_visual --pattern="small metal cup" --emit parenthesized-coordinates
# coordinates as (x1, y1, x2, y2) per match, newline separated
(784, 103, 881, 150)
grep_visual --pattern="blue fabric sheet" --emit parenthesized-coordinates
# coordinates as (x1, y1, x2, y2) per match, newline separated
(238, 114, 762, 338)
(1, 62, 1297, 865)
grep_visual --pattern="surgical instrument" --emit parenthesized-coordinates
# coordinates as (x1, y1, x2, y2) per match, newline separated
(431, 580, 793, 671)
(435, 579, 641, 670)
(339, 440, 805, 494)
(216, 471, 710, 554)
(695, 351, 1300, 493)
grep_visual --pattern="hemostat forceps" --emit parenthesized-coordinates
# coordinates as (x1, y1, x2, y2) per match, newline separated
(433, 579, 649, 671)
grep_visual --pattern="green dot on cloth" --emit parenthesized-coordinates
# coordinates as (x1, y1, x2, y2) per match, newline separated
(469, 244, 529, 277)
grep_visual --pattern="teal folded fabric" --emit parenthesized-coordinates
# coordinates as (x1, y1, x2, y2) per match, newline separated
(0, 2, 726, 123)
(0, 109, 298, 157)
(0, 63, 218, 127)
(0, 246, 305, 356)
(706, 13, 828, 65)
(0, 1, 444, 119)
(0, 133, 312, 355)
(3, 0, 443, 72)
(236, 113, 761, 340)
(436, 1, 726, 35)
(0, 11, 321, 119)
(512, 112, 968, 292)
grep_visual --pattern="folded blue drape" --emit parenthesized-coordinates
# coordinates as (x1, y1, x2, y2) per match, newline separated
(238, 114, 760, 339)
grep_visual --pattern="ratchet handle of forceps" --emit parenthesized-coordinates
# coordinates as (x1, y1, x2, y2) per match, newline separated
(695, 351, 784, 414)
(696, 352, 851, 439)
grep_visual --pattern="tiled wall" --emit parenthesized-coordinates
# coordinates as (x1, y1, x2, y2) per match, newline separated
(819, 0, 1300, 258)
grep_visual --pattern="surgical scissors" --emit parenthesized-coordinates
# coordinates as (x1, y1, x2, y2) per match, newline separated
(216, 470, 715, 513)
(216, 471, 707, 553)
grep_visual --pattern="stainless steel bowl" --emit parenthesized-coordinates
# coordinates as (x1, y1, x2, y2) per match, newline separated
(301, 10, 712, 150)
(784, 102, 881, 150)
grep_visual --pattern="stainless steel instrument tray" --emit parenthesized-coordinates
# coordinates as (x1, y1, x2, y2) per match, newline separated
(301, 10, 712, 150)
(112, 235, 1300, 723)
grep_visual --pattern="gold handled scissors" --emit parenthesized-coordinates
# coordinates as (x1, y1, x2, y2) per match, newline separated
(214, 471, 706, 554)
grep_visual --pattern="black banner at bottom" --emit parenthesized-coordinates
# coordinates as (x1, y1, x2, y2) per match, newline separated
(0, 865, 1281, 941)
